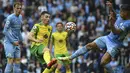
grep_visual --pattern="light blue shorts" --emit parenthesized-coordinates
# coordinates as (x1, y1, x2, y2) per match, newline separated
(94, 36, 121, 57)
(4, 42, 21, 58)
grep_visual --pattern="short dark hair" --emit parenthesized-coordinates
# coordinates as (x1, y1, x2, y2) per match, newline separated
(41, 11, 50, 16)
(120, 4, 130, 10)
(13, 2, 22, 8)
(56, 22, 64, 27)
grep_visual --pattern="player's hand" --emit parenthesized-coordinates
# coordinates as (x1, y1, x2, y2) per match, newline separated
(109, 12, 116, 21)
(13, 41, 19, 46)
(106, 1, 112, 9)
(35, 39, 43, 43)
(57, 56, 71, 61)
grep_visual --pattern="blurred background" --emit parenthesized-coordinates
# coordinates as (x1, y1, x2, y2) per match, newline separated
(0, 0, 130, 73)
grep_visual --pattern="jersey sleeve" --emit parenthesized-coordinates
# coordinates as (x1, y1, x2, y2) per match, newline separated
(31, 24, 39, 34)
(3, 16, 16, 43)
(120, 21, 130, 32)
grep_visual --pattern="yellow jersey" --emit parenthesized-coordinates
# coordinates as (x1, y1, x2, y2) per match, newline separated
(30, 22, 52, 47)
(52, 31, 68, 54)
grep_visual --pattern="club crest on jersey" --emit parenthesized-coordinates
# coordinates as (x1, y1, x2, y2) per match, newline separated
(6, 21, 10, 27)
(33, 26, 37, 29)
(43, 34, 48, 39)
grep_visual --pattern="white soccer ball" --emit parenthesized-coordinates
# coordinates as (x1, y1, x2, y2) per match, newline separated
(65, 22, 76, 31)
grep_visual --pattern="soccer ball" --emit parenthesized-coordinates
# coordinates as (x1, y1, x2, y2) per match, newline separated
(65, 22, 76, 31)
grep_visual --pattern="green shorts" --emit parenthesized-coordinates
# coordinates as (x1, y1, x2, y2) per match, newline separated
(30, 44, 45, 64)
(55, 53, 71, 65)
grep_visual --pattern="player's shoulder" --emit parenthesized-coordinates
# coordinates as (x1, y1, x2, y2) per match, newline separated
(34, 23, 40, 27)
(48, 25, 52, 29)
(52, 31, 57, 35)
(63, 31, 68, 35)
(63, 31, 67, 34)
(7, 13, 15, 19)
(32, 23, 40, 30)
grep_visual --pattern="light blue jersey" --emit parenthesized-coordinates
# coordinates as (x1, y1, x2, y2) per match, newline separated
(3, 13, 22, 58)
(94, 15, 130, 57)
(3, 13, 23, 43)
(107, 15, 130, 45)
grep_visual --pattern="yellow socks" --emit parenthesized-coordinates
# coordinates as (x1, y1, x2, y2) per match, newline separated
(43, 50, 51, 64)
(55, 68, 60, 73)
(42, 68, 51, 73)
(55, 67, 71, 73)
(42, 66, 55, 73)
(66, 68, 71, 73)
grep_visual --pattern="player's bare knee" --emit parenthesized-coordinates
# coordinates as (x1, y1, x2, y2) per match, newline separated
(86, 43, 92, 50)
(14, 58, 21, 63)
(86, 42, 99, 50)
(7, 58, 14, 64)
(43, 47, 50, 53)
(86, 42, 95, 50)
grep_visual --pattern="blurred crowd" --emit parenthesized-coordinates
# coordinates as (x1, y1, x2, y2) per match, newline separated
(0, 0, 130, 73)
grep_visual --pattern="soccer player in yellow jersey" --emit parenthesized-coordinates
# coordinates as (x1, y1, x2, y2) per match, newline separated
(28, 11, 57, 73)
(50, 22, 71, 73)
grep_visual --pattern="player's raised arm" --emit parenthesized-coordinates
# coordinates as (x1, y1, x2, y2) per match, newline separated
(106, 1, 116, 19)
(107, 1, 122, 34)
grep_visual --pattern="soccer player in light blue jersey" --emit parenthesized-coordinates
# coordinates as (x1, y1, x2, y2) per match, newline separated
(3, 2, 23, 73)
(58, 0, 130, 73)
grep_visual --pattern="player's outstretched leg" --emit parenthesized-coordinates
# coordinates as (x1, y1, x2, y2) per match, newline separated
(4, 58, 13, 73)
(43, 48, 57, 68)
(58, 42, 99, 60)
(57, 45, 89, 61)
(43, 48, 51, 64)
(47, 58, 57, 68)
(42, 48, 57, 73)
(43, 59, 57, 73)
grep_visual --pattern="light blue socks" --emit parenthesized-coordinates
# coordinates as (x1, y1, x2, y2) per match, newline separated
(4, 63, 13, 73)
(71, 45, 88, 59)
